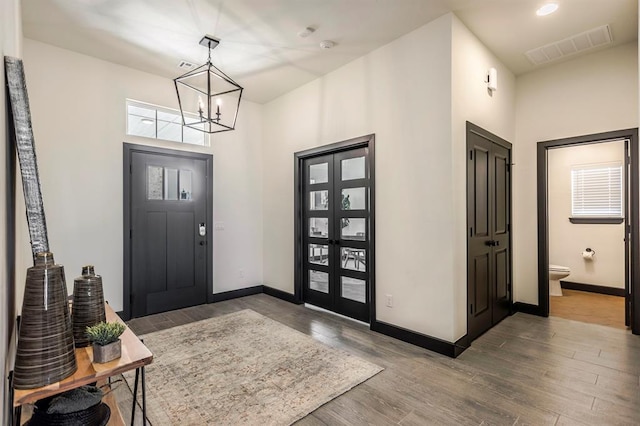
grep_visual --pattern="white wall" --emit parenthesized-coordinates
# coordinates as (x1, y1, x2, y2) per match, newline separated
(514, 42, 638, 305)
(262, 13, 516, 342)
(2, 0, 23, 422)
(18, 39, 264, 312)
(548, 141, 625, 289)
(451, 15, 516, 339)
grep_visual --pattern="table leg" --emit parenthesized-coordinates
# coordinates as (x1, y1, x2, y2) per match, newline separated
(131, 367, 139, 426)
(13, 406, 21, 426)
(141, 366, 147, 424)
(9, 370, 18, 426)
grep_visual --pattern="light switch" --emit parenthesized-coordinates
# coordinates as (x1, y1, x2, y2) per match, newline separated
(214, 222, 225, 230)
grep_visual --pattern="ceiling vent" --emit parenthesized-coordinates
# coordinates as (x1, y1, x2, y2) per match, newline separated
(525, 24, 613, 66)
(178, 60, 195, 70)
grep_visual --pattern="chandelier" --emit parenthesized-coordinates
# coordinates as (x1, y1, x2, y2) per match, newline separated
(174, 35, 243, 134)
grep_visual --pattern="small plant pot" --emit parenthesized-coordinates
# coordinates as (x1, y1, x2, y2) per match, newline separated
(92, 340, 121, 364)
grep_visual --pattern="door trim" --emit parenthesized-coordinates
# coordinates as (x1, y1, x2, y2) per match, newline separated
(466, 121, 514, 342)
(123, 143, 214, 320)
(294, 134, 376, 323)
(536, 128, 639, 335)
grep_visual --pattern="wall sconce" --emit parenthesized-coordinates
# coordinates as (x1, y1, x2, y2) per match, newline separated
(486, 67, 498, 92)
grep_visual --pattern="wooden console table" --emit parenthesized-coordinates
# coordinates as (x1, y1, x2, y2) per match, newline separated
(10, 303, 153, 425)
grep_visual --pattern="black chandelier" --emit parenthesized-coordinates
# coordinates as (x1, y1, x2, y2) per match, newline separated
(174, 35, 243, 134)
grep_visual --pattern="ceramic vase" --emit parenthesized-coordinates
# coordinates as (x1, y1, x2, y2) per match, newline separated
(71, 265, 106, 348)
(14, 252, 77, 389)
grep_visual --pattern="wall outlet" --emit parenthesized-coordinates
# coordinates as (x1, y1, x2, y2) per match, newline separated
(386, 294, 393, 308)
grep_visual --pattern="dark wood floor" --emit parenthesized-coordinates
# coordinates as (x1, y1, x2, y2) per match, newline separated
(116, 294, 640, 425)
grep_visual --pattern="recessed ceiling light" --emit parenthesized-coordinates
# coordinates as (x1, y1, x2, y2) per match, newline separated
(536, 3, 559, 16)
(141, 118, 154, 124)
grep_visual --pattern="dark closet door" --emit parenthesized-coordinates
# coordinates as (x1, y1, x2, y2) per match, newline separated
(302, 147, 371, 322)
(130, 151, 209, 317)
(492, 143, 511, 324)
(467, 124, 511, 342)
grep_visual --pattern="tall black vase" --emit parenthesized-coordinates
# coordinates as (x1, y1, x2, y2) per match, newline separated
(71, 265, 106, 348)
(14, 252, 77, 389)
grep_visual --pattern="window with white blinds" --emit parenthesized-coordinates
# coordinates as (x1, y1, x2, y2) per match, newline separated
(571, 163, 623, 217)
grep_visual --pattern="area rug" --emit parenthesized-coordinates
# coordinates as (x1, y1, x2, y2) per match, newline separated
(124, 309, 383, 425)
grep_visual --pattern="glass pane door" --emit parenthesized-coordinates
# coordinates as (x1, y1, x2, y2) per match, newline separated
(302, 147, 371, 322)
(333, 148, 369, 321)
(303, 154, 334, 309)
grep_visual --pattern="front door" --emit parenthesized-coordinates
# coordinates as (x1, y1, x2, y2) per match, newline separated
(127, 145, 211, 318)
(303, 147, 371, 322)
(467, 123, 512, 341)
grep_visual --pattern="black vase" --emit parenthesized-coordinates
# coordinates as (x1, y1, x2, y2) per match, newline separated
(14, 252, 77, 389)
(71, 265, 106, 348)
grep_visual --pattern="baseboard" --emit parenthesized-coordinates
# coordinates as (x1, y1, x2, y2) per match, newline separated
(513, 302, 545, 316)
(560, 281, 625, 297)
(211, 286, 263, 302)
(454, 335, 470, 357)
(263, 286, 303, 304)
(370, 320, 468, 358)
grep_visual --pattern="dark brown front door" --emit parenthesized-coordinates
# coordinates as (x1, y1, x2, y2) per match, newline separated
(467, 122, 512, 341)
(126, 145, 212, 318)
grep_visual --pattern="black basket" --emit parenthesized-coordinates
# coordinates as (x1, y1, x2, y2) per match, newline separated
(26, 401, 110, 426)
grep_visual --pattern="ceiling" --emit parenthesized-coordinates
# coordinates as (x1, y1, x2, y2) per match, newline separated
(21, 0, 638, 104)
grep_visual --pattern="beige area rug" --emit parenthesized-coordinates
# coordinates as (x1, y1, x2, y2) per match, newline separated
(124, 309, 383, 425)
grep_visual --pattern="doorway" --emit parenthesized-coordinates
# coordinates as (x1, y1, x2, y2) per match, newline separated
(123, 143, 213, 319)
(294, 135, 375, 323)
(466, 122, 513, 342)
(537, 129, 640, 334)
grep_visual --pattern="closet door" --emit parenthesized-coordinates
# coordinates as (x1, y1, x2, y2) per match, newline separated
(467, 124, 511, 342)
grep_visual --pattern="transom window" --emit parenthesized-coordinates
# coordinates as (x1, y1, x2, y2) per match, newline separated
(571, 162, 623, 219)
(126, 99, 207, 146)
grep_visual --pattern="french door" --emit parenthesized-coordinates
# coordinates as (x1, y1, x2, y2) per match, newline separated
(302, 147, 371, 322)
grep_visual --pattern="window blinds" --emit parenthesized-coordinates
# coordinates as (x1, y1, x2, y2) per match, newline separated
(571, 163, 623, 217)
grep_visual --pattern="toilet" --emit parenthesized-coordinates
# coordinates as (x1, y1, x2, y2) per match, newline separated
(549, 264, 571, 296)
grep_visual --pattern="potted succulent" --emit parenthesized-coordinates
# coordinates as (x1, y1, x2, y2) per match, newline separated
(86, 321, 126, 363)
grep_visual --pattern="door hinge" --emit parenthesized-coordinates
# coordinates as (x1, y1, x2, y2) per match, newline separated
(470, 304, 473, 314)
(469, 150, 473, 160)
(507, 223, 510, 233)
(130, 293, 134, 305)
(506, 163, 510, 172)
(470, 227, 473, 237)
(129, 229, 132, 239)
(130, 164, 132, 174)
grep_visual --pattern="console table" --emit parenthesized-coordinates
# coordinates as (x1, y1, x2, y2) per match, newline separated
(10, 303, 153, 425)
